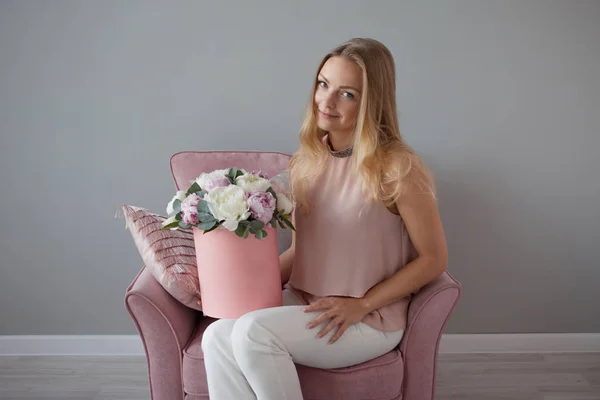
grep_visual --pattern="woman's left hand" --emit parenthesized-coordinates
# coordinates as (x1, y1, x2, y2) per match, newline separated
(303, 296, 370, 344)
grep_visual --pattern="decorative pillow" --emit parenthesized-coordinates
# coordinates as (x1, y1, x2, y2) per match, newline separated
(122, 204, 202, 311)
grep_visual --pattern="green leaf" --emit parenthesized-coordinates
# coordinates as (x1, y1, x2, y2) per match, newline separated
(195, 200, 214, 220)
(235, 223, 246, 238)
(277, 219, 286, 229)
(281, 216, 296, 231)
(270, 210, 280, 226)
(270, 216, 278, 228)
(172, 199, 182, 214)
(197, 220, 217, 231)
(255, 229, 267, 240)
(175, 212, 182, 221)
(187, 182, 201, 195)
(203, 221, 220, 234)
(235, 222, 250, 238)
(197, 212, 215, 223)
(235, 169, 245, 178)
(178, 221, 191, 229)
(198, 190, 208, 198)
(197, 200, 211, 214)
(238, 220, 250, 227)
(161, 220, 180, 230)
(249, 220, 264, 233)
(266, 187, 277, 198)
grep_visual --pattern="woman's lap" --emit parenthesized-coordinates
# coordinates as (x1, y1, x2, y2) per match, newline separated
(231, 289, 403, 370)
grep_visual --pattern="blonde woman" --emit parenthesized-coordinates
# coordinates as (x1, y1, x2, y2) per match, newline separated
(201, 38, 448, 400)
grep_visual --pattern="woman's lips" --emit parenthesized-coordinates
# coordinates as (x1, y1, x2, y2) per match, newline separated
(319, 110, 339, 119)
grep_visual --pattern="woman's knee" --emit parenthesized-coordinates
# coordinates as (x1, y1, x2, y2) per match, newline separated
(201, 319, 235, 354)
(231, 312, 283, 356)
(231, 313, 260, 346)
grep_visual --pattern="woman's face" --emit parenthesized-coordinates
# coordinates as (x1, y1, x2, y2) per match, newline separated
(314, 56, 363, 136)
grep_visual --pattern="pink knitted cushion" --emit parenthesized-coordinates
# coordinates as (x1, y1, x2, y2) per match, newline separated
(122, 204, 201, 311)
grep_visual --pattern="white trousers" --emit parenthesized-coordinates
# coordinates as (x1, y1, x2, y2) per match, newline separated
(201, 289, 404, 400)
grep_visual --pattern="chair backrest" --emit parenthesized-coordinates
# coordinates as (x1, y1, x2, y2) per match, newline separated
(169, 150, 293, 254)
(170, 151, 292, 191)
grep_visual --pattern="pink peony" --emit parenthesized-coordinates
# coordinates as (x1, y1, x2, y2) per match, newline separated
(247, 191, 276, 224)
(203, 175, 231, 192)
(180, 193, 202, 226)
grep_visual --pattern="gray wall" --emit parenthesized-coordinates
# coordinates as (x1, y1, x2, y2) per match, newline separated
(0, 0, 598, 335)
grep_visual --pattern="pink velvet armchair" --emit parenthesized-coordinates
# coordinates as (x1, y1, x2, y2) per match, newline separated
(125, 151, 461, 400)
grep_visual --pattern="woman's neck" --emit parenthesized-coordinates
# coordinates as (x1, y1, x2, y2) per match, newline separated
(327, 131, 354, 151)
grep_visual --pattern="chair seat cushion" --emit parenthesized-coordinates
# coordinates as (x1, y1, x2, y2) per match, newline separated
(182, 318, 404, 400)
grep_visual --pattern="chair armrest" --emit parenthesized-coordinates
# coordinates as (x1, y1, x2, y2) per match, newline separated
(400, 271, 461, 400)
(125, 267, 200, 400)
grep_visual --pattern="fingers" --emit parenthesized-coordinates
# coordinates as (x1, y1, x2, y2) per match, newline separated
(306, 310, 333, 329)
(317, 317, 342, 339)
(328, 322, 350, 344)
(303, 298, 332, 313)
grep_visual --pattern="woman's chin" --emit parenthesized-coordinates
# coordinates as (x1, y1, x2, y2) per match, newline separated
(317, 120, 336, 131)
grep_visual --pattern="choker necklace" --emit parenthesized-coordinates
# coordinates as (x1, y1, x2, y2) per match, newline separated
(329, 146, 353, 158)
(327, 138, 353, 158)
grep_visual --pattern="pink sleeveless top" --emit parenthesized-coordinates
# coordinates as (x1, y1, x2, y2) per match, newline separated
(288, 136, 418, 332)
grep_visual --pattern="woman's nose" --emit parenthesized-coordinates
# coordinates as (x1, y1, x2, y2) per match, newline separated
(322, 91, 337, 109)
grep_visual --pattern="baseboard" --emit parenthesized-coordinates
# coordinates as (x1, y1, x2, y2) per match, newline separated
(0, 334, 598, 356)
(438, 333, 600, 354)
(0, 335, 144, 356)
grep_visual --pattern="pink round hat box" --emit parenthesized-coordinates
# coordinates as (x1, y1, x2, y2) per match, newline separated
(193, 226, 283, 319)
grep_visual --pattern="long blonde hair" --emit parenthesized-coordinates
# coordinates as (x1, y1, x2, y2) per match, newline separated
(290, 38, 436, 213)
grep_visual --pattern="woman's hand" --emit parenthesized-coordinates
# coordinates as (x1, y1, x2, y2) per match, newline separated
(303, 296, 370, 344)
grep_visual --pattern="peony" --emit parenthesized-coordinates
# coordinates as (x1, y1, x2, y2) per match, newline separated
(191, 169, 230, 190)
(190, 168, 248, 192)
(235, 173, 271, 194)
(276, 192, 293, 215)
(204, 185, 250, 231)
(247, 191, 276, 224)
(166, 190, 187, 215)
(203, 175, 231, 192)
(180, 193, 202, 226)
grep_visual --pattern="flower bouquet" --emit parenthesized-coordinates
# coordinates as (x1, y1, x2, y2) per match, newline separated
(162, 167, 295, 318)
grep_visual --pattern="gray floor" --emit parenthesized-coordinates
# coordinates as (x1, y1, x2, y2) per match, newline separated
(0, 353, 599, 400)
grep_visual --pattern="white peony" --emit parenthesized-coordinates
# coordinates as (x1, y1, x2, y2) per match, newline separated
(161, 215, 179, 230)
(276, 192, 293, 215)
(235, 173, 271, 194)
(166, 191, 187, 215)
(191, 169, 231, 189)
(204, 185, 250, 231)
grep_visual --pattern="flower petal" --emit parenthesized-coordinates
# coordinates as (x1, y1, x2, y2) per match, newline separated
(221, 219, 239, 231)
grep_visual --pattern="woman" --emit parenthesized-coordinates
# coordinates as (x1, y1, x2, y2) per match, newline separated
(201, 37, 448, 400)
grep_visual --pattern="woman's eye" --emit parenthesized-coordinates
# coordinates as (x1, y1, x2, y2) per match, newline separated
(318, 80, 328, 88)
(343, 92, 355, 99)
